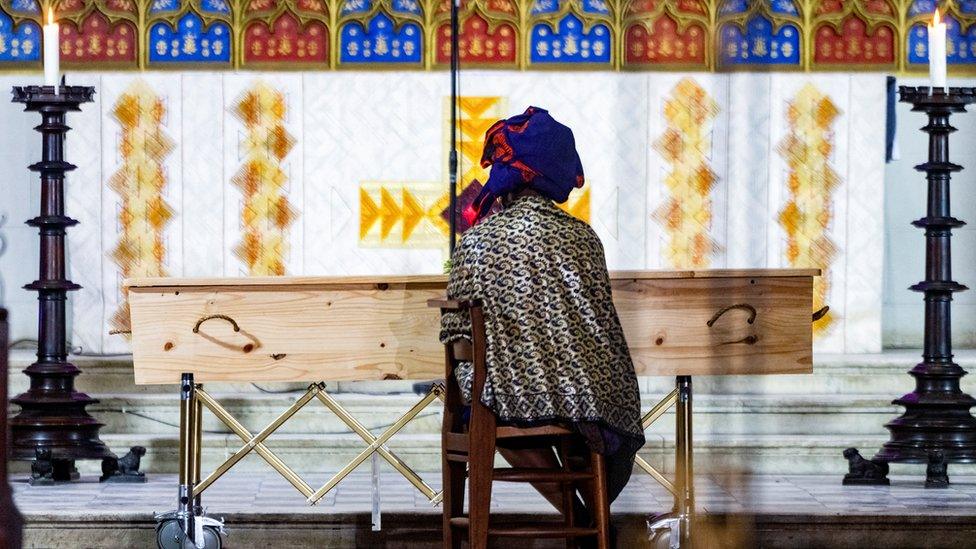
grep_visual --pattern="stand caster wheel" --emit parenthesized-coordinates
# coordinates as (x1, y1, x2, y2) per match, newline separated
(648, 514, 682, 549)
(156, 518, 223, 549)
(649, 529, 678, 549)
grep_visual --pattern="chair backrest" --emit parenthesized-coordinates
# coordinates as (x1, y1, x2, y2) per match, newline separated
(429, 299, 492, 434)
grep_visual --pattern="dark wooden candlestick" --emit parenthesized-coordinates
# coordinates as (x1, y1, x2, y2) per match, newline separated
(8, 85, 115, 482)
(1, 308, 24, 548)
(846, 86, 976, 487)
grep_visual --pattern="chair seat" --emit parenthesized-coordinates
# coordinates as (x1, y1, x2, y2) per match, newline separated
(449, 517, 600, 538)
(496, 424, 573, 438)
(445, 425, 575, 456)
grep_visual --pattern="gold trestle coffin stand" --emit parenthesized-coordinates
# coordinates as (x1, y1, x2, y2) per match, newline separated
(173, 370, 696, 545)
(645, 377, 695, 549)
(180, 376, 692, 502)
(182, 380, 446, 505)
(636, 387, 679, 494)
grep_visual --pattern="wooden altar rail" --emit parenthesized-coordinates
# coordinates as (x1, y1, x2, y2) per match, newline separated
(125, 269, 819, 547)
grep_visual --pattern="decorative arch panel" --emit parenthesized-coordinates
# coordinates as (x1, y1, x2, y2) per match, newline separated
(0, 9, 39, 62)
(718, 14, 801, 68)
(0, 0, 972, 71)
(907, 0, 976, 69)
(61, 10, 136, 65)
(241, 0, 329, 67)
(148, 11, 231, 64)
(528, 0, 614, 66)
(336, 0, 424, 66)
(530, 13, 611, 64)
(432, 0, 518, 67)
(812, 0, 897, 69)
(31, 0, 140, 67)
(622, 0, 709, 69)
(435, 14, 517, 66)
(146, 0, 232, 66)
(339, 12, 422, 64)
(717, 0, 802, 69)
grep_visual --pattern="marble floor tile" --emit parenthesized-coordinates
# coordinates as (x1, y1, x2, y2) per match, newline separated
(11, 472, 976, 519)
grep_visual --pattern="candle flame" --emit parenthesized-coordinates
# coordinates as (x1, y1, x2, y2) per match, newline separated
(46, 7, 54, 25)
(933, 7, 941, 26)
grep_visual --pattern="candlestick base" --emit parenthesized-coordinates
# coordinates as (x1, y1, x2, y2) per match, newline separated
(9, 84, 115, 480)
(853, 86, 976, 487)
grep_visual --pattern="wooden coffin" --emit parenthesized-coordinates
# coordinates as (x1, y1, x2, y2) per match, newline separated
(126, 269, 818, 384)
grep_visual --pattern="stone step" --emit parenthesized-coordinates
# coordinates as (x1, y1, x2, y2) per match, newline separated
(10, 432, 971, 478)
(7, 349, 976, 479)
(8, 349, 976, 396)
(6, 392, 909, 436)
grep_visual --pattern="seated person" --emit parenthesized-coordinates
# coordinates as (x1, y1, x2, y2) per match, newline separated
(440, 107, 644, 527)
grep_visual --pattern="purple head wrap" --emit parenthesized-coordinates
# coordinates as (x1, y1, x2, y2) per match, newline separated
(466, 107, 585, 224)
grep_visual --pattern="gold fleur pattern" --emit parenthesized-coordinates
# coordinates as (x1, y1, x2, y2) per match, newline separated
(777, 83, 840, 335)
(653, 77, 719, 269)
(108, 79, 175, 332)
(232, 80, 298, 275)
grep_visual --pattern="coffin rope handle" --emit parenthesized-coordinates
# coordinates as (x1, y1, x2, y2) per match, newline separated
(812, 305, 830, 322)
(193, 314, 241, 334)
(706, 303, 757, 327)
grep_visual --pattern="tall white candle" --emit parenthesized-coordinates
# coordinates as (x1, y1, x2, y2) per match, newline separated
(42, 8, 59, 93)
(928, 8, 947, 92)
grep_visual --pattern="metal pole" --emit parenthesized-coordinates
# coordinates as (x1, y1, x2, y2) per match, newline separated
(178, 373, 197, 545)
(192, 385, 203, 513)
(675, 375, 693, 544)
(447, 0, 461, 255)
(371, 452, 382, 531)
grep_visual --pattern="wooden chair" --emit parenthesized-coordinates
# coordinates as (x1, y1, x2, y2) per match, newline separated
(430, 299, 610, 549)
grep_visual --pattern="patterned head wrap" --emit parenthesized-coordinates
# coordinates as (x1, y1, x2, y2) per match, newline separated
(466, 107, 585, 223)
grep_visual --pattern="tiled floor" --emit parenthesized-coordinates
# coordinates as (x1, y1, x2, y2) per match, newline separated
(10, 471, 976, 519)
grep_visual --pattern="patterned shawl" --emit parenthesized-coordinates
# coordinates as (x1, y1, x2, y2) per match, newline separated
(440, 194, 644, 456)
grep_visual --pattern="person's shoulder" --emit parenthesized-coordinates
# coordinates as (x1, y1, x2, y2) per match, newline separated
(460, 217, 494, 242)
(560, 209, 595, 232)
(462, 207, 519, 240)
(456, 216, 499, 255)
(554, 207, 602, 244)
